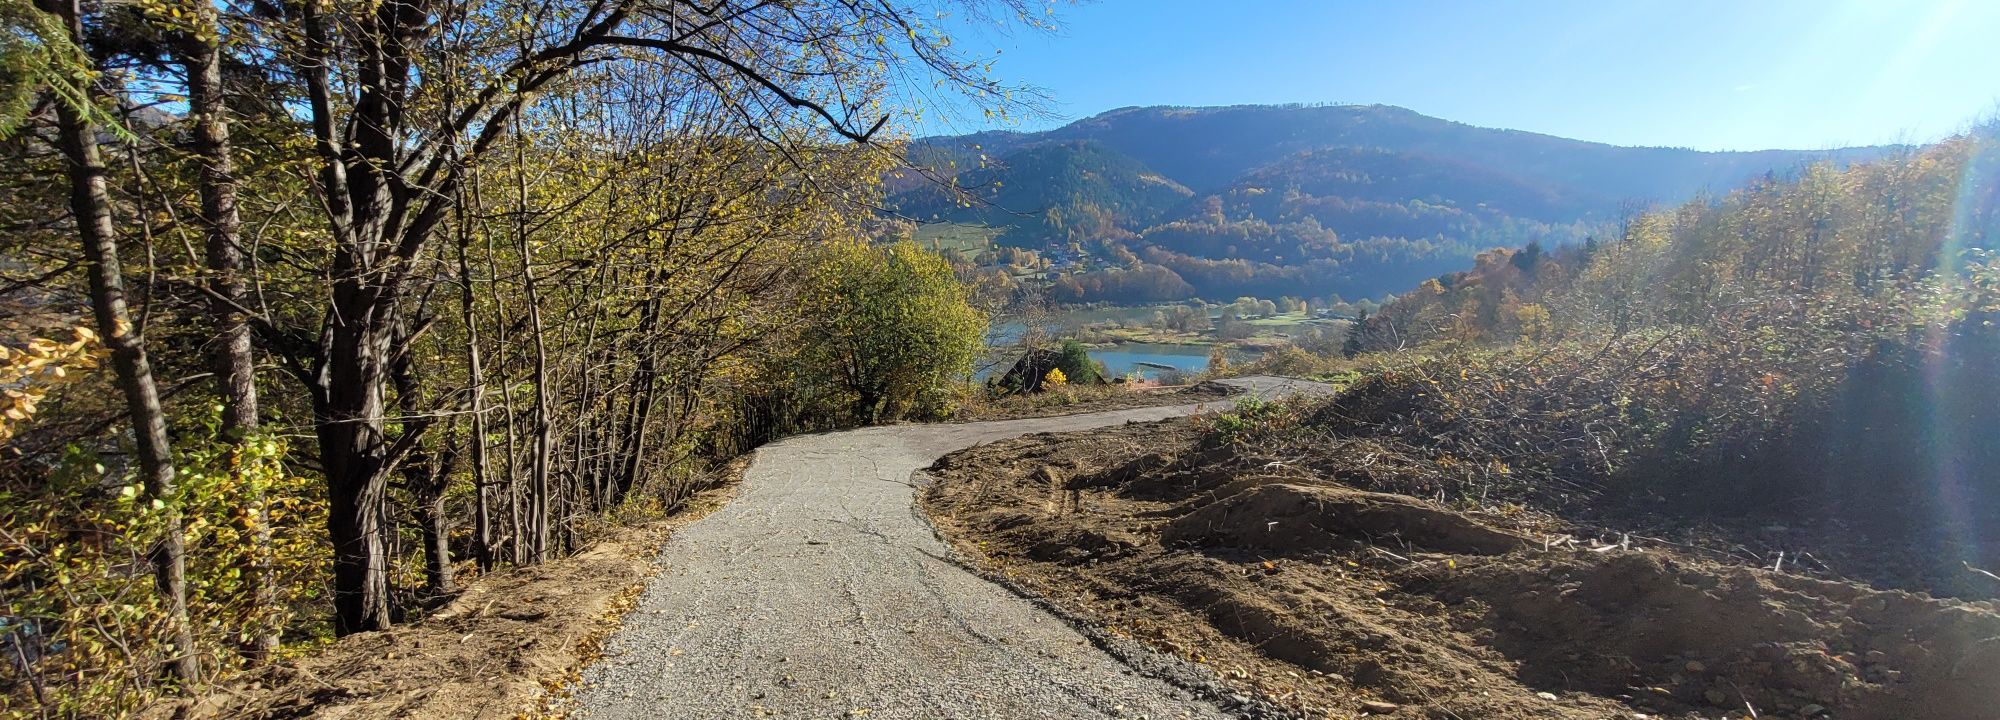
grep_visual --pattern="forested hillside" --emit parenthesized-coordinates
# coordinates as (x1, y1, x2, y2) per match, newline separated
(0, 1, 1015, 715)
(1038, 104, 1887, 197)
(887, 140, 1193, 247)
(894, 104, 1888, 302)
(1333, 127, 2000, 591)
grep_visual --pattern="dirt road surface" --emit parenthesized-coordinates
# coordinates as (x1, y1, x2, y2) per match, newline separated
(571, 377, 1326, 719)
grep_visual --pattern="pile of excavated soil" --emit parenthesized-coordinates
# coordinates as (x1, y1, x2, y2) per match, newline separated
(921, 420, 2000, 720)
(142, 475, 742, 720)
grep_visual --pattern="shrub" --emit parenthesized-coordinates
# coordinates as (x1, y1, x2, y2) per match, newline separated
(797, 240, 987, 422)
(1, 427, 328, 717)
(1053, 340, 1102, 385)
(1237, 345, 1337, 378)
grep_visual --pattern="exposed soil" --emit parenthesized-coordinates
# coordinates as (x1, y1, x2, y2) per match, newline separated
(141, 464, 746, 720)
(952, 381, 1239, 422)
(921, 420, 2000, 720)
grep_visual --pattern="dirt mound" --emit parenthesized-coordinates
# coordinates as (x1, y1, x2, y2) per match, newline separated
(922, 418, 2000, 720)
(953, 380, 1238, 421)
(1162, 482, 1528, 556)
(1283, 353, 2000, 602)
(976, 508, 1140, 564)
(1073, 444, 1240, 501)
(1416, 552, 2000, 719)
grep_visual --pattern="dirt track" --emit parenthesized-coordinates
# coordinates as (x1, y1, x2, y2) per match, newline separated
(569, 377, 1326, 719)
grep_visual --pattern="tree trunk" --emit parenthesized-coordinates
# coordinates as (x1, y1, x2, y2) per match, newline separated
(614, 352, 659, 500)
(613, 282, 665, 500)
(855, 388, 883, 425)
(405, 436, 458, 595)
(455, 191, 495, 571)
(184, 0, 254, 436)
(513, 130, 552, 563)
(315, 310, 395, 635)
(415, 494, 452, 594)
(180, 4, 278, 661)
(38, 0, 200, 683)
(291, 0, 392, 638)
(392, 315, 454, 595)
(500, 371, 525, 565)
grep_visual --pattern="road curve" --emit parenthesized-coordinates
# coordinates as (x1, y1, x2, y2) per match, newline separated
(573, 376, 1326, 720)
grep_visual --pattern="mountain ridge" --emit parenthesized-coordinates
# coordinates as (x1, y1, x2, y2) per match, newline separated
(890, 103, 1895, 302)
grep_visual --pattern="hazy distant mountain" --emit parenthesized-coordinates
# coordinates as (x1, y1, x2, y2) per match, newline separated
(888, 140, 1192, 247)
(890, 104, 1891, 301)
(1031, 104, 1886, 199)
(1186, 145, 1606, 236)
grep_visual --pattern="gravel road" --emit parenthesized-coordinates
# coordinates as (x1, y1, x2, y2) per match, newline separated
(572, 376, 1326, 720)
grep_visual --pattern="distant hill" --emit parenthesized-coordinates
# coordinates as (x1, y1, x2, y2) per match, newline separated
(1211, 146, 1600, 225)
(891, 104, 1891, 302)
(888, 140, 1192, 247)
(1032, 104, 1886, 199)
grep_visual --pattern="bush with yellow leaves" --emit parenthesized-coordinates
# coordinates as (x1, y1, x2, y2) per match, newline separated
(0, 327, 96, 444)
(1, 415, 330, 717)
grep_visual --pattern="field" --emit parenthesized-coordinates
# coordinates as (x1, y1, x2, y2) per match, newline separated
(911, 222, 1002, 259)
(1241, 310, 1323, 329)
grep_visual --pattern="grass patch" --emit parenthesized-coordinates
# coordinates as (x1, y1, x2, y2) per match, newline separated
(912, 222, 1001, 257)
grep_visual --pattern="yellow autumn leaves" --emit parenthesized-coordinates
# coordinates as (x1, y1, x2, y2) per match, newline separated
(0, 326, 98, 443)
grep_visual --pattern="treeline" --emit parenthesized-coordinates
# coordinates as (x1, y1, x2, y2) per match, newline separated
(1350, 135, 2000, 354)
(0, 1, 1010, 715)
(1340, 129, 2000, 560)
(1201, 145, 1608, 232)
(1046, 239, 1476, 304)
(1047, 263, 1193, 303)
(1038, 200, 1540, 304)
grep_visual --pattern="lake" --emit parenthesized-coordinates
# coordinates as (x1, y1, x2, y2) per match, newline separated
(977, 338, 1254, 382)
(981, 314, 1272, 382)
(1090, 343, 1221, 379)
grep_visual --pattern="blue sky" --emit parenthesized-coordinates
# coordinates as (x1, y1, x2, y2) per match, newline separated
(917, 0, 2000, 151)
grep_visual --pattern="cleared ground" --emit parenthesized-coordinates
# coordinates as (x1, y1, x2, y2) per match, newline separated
(922, 419, 2000, 720)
